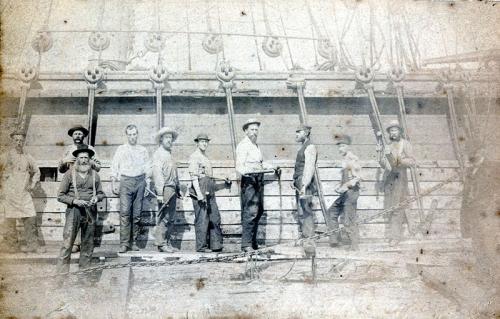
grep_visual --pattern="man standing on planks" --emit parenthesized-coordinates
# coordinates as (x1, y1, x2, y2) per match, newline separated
(293, 125, 318, 256)
(0, 130, 45, 253)
(56, 145, 105, 273)
(152, 127, 181, 253)
(188, 133, 224, 253)
(236, 119, 278, 252)
(328, 134, 362, 250)
(58, 125, 101, 253)
(111, 124, 151, 253)
(377, 120, 416, 246)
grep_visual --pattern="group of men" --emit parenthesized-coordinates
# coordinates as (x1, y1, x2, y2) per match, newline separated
(0, 118, 416, 272)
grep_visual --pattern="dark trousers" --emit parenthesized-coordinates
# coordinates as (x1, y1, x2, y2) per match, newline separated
(2, 217, 38, 248)
(57, 206, 96, 273)
(154, 187, 177, 247)
(119, 175, 146, 248)
(192, 195, 223, 251)
(295, 194, 315, 239)
(328, 187, 360, 248)
(240, 175, 264, 249)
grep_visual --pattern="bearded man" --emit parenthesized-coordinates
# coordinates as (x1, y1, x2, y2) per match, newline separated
(56, 145, 105, 273)
(377, 120, 416, 246)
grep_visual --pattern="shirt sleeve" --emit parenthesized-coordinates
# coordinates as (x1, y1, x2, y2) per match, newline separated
(57, 171, 74, 205)
(110, 146, 122, 180)
(302, 144, 317, 188)
(94, 173, 106, 202)
(28, 155, 41, 183)
(400, 140, 416, 167)
(188, 154, 198, 178)
(152, 150, 164, 194)
(142, 147, 152, 179)
(235, 143, 248, 175)
(348, 154, 362, 183)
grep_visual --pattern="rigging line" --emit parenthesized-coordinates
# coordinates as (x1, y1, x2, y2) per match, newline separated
(0, 0, 11, 15)
(305, 0, 319, 65)
(216, 2, 225, 60)
(185, 0, 192, 71)
(276, 2, 295, 68)
(156, 0, 160, 31)
(18, 0, 39, 68)
(249, 0, 263, 71)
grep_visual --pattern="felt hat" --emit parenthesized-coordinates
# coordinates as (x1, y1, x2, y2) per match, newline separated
(386, 120, 403, 133)
(72, 144, 95, 158)
(242, 118, 261, 131)
(194, 133, 210, 142)
(68, 125, 89, 137)
(156, 127, 178, 143)
(295, 124, 312, 133)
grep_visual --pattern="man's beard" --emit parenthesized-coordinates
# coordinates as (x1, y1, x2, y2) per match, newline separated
(389, 134, 401, 141)
(249, 135, 257, 143)
(76, 163, 91, 173)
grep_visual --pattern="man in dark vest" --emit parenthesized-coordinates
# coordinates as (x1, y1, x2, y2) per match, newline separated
(293, 124, 318, 256)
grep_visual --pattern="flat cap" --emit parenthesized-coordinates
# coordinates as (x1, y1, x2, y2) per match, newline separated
(295, 124, 312, 133)
(194, 133, 210, 142)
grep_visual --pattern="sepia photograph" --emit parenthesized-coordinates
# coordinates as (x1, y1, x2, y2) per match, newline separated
(0, 0, 498, 318)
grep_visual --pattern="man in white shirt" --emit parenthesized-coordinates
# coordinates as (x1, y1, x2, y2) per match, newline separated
(111, 124, 151, 253)
(236, 119, 276, 252)
(151, 127, 180, 253)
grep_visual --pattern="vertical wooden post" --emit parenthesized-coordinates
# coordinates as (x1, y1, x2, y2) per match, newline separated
(216, 59, 237, 163)
(83, 66, 104, 146)
(286, 75, 329, 227)
(16, 66, 38, 129)
(149, 64, 168, 130)
(438, 70, 466, 181)
(389, 67, 425, 225)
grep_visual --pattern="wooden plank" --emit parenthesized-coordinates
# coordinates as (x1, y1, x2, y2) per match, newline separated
(93, 115, 453, 146)
(37, 221, 462, 242)
(34, 194, 462, 213)
(34, 180, 464, 198)
(83, 166, 462, 183)
(38, 209, 461, 227)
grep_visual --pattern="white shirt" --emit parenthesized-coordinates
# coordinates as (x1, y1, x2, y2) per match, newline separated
(111, 144, 150, 179)
(235, 136, 264, 175)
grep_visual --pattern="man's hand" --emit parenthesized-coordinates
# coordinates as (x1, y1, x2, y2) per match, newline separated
(89, 196, 98, 206)
(111, 180, 120, 195)
(224, 177, 232, 187)
(157, 195, 164, 203)
(144, 179, 152, 197)
(198, 195, 206, 204)
(73, 199, 88, 207)
(299, 185, 306, 196)
(63, 157, 76, 165)
(28, 182, 37, 192)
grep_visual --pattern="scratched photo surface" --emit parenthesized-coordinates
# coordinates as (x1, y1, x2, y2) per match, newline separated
(0, 0, 498, 318)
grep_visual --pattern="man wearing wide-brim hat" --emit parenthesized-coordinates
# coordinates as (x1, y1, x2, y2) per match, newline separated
(58, 125, 100, 174)
(188, 133, 226, 252)
(151, 127, 181, 253)
(377, 119, 416, 246)
(293, 124, 318, 256)
(56, 144, 105, 273)
(58, 125, 101, 253)
(328, 133, 362, 250)
(236, 118, 278, 252)
(0, 130, 45, 253)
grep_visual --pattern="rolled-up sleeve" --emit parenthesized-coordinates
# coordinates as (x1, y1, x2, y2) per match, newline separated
(235, 143, 248, 176)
